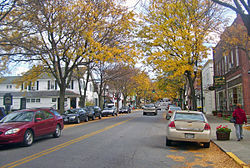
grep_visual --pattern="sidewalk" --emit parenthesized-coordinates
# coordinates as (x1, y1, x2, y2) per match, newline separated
(206, 114, 250, 168)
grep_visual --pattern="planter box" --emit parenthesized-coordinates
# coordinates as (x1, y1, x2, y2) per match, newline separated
(216, 132, 230, 140)
(217, 113, 222, 117)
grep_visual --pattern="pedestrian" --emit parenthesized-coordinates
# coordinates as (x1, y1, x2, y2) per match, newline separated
(232, 104, 247, 141)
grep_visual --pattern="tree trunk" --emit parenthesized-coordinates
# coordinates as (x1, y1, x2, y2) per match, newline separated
(241, 14, 250, 36)
(186, 71, 197, 111)
(83, 64, 90, 107)
(99, 74, 104, 109)
(123, 95, 128, 106)
(59, 86, 66, 114)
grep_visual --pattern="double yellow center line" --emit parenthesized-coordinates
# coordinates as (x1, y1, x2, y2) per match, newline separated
(1, 118, 133, 168)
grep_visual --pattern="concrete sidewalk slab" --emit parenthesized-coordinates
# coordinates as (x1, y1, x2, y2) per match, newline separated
(206, 114, 250, 167)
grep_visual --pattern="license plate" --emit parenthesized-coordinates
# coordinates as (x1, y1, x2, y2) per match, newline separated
(185, 133, 194, 139)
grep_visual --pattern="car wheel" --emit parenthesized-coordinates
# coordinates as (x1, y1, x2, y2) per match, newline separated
(76, 117, 80, 124)
(23, 129, 34, 147)
(53, 124, 61, 138)
(166, 137, 172, 146)
(203, 142, 210, 148)
(85, 117, 88, 122)
(92, 115, 96, 120)
(99, 115, 102, 119)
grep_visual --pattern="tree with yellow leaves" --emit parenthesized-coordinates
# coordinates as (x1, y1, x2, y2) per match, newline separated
(138, 0, 225, 110)
(212, 0, 250, 36)
(220, 15, 249, 60)
(130, 70, 151, 107)
(1, 0, 137, 113)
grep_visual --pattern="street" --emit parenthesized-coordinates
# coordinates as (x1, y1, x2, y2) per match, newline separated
(0, 110, 240, 168)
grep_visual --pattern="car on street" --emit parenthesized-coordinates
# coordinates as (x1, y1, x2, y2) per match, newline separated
(0, 107, 6, 120)
(62, 108, 89, 124)
(143, 104, 157, 115)
(84, 106, 102, 120)
(119, 106, 131, 114)
(0, 108, 64, 146)
(101, 107, 117, 117)
(166, 106, 182, 119)
(166, 110, 211, 148)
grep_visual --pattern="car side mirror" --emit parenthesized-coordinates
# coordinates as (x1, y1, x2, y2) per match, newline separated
(35, 118, 42, 122)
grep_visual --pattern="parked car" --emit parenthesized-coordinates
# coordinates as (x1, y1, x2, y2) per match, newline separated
(62, 108, 88, 124)
(83, 106, 102, 120)
(119, 106, 131, 114)
(0, 108, 64, 146)
(166, 106, 182, 119)
(143, 104, 157, 115)
(85, 106, 102, 119)
(101, 107, 117, 117)
(167, 104, 176, 110)
(166, 110, 211, 148)
(0, 107, 6, 120)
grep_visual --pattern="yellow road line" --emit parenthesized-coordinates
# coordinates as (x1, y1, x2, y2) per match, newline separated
(0, 118, 134, 168)
(226, 152, 248, 168)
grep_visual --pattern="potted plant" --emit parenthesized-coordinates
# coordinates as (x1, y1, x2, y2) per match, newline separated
(217, 111, 222, 117)
(216, 125, 231, 140)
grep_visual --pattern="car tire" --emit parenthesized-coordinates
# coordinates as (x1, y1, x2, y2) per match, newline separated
(203, 142, 210, 148)
(53, 124, 61, 138)
(23, 129, 34, 147)
(76, 117, 80, 124)
(166, 137, 172, 146)
(92, 115, 96, 120)
(85, 117, 88, 122)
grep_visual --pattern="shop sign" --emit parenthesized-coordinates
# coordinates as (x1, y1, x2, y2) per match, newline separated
(3, 93, 13, 106)
(214, 76, 225, 87)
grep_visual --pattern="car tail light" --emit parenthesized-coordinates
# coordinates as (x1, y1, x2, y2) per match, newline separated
(204, 123, 211, 130)
(168, 121, 175, 128)
(169, 111, 172, 113)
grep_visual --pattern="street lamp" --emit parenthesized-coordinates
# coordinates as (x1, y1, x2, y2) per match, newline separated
(103, 85, 109, 108)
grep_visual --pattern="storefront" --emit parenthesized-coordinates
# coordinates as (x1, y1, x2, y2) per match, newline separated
(227, 84, 243, 112)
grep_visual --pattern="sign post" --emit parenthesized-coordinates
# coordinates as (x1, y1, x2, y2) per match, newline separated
(214, 76, 225, 87)
(3, 93, 13, 114)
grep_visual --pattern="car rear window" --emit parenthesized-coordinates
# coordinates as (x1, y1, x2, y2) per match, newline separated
(174, 113, 205, 122)
(170, 107, 181, 110)
(145, 104, 154, 107)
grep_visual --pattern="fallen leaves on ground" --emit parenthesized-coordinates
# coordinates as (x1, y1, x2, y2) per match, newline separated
(166, 142, 242, 168)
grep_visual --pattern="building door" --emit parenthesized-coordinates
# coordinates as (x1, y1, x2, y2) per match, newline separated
(20, 98, 26, 109)
(70, 98, 76, 108)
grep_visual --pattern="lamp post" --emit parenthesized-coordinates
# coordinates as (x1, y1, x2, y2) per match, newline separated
(103, 85, 109, 108)
(200, 70, 204, 113)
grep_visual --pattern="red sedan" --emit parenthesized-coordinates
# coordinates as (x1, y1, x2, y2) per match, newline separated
(0, 108, 64, 146)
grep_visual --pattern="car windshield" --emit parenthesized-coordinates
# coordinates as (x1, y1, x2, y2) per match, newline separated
(174, 113, 205, 122)
(65, 109, 78, 114)
(170, 107, 181, 110)
(145, 104, 154, 107)
(0, 111, 35, 123)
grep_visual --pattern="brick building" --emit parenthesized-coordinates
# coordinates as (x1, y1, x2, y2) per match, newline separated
(213, 15, 250, 116)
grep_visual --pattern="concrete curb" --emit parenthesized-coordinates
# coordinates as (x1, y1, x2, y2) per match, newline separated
(211, 140, 249, 168)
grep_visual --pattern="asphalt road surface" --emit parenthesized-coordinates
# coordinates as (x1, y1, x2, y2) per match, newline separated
(0, 110, 240, 168)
